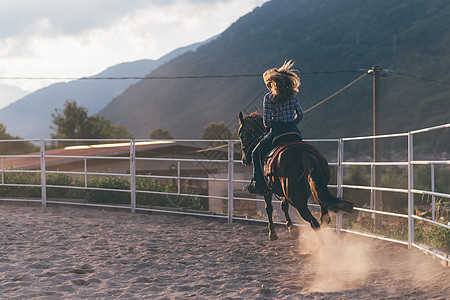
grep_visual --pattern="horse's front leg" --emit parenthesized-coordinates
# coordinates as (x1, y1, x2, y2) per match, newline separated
(264, 193, 278, 241)
(281, 198, 298, 238)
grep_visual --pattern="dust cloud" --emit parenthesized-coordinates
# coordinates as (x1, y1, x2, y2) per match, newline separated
(297, 226, 449, 295)
(297, 227, 375, 293)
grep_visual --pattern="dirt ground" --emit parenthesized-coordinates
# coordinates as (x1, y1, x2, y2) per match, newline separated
(0, 204, 448, 299)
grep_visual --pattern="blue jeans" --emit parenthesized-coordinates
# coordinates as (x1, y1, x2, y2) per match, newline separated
(252, 121, 301, 189)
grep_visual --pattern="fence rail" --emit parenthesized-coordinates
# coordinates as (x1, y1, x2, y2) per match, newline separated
(0, 123, 449, 265)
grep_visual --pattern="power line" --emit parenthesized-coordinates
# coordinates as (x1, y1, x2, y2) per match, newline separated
(392, 71, 450, 86)
(0, 70, 362, 81)
(0, 75, 259, 80)
(1, 70, 448, 87)
(303, 72, 368, 113)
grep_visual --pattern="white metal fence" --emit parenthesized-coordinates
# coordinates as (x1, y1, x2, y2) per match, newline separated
(339, 123, 450, 264)
(0, 124, 449, 264)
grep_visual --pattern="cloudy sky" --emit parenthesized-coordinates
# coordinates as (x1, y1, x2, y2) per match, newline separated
(0, 0, 267, 107)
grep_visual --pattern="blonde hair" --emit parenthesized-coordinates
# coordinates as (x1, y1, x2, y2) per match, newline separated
(263, 60, 300, 103)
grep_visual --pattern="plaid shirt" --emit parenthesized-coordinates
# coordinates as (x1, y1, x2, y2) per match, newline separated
(263, 92, 303, 127)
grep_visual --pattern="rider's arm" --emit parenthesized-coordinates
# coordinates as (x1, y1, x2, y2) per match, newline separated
(263, 93, 272, 128)
(294, 96, 303, 124)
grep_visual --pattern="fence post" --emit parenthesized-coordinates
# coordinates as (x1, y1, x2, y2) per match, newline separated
(130, 139, 136, 214)
(370, 165, 374, 211)
(84, 158, 87, 188)
(431, 164, 435, 221)
(40, 139, 46, 207)
(407, 132, 414, 249)
(227, 140, 234, 223)
(336, 138, 344, 233)
(177, 161, 181, 194)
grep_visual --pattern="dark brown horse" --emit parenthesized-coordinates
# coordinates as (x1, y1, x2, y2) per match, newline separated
(238, 111, 353, 240)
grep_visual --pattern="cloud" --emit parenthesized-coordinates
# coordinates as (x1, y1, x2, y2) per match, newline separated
(0, 0, 248, 38)
(0, 0, 267, 92)
(0, 0, 149, 38)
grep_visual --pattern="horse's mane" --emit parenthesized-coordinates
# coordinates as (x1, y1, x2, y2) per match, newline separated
(246, 111, 262, 120)
(242, 112, 264, 135)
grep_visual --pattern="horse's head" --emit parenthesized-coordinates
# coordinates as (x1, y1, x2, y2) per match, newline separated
(237, 111, 265, 166)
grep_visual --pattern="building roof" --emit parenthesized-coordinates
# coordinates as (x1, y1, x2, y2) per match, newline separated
(3, 140, 208, 170)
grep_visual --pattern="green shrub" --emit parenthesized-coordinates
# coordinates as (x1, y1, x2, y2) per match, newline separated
(46, 172, 73, 199)
(1, 169, 40, 198)
(0, 170, 203, 210)
(344, 214, 449, 253)
(86, 175, 130, 204)
(415, 222, 450, 253)
(136, 177, 204, 210)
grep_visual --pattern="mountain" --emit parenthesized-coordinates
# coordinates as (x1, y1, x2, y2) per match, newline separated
(99, 0, 450, 152)
(0, 84, 29, 109)
(0, 37, 215, 138)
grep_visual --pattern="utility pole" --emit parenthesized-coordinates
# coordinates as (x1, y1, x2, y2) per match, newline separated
(369, 66, 383, 227)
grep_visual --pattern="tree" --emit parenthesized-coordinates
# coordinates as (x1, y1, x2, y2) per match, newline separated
(150, 128, 173, 139)
(51, 100, 131, 140)
(85, 115, 131, 139)
(201, 121, 234, 140)
(0, 123, 36, 154)
(51, 100, 89, 139)
(0, 123, 11, 139)
(201, 121, 235, 147)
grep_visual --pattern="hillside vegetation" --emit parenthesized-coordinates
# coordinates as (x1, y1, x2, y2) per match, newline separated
(99, 0, 450, 155)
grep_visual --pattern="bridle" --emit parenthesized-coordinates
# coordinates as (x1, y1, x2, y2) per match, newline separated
(238, 115, 265, 165)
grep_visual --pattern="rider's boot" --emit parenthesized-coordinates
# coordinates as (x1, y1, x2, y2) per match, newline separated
(245, 178, 268, 196)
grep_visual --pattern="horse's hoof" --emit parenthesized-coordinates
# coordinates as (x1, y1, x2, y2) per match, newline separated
(288, 226, 299, 238)
(269, 232, 278, 241)
(321, 214, 331, 226)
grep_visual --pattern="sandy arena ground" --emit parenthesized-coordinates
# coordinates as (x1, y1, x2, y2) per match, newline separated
(0, 203, 448, 299)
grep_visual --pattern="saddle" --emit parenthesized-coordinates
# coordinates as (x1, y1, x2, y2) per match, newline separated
(272, 132, 302, 146)
(263, 133, 321, 178)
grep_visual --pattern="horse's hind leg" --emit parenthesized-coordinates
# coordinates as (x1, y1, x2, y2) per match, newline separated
(264, 194, 278, 241)
(281, 198, 298, 237)
(320, 205, 331, 226)
(296, 202, 320, 230)
(281, 178, 320, 230)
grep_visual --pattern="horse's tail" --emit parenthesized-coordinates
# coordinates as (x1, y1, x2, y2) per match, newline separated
(302, 156, 353, 214)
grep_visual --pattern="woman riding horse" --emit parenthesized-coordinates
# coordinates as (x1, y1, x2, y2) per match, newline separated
(238, 111, 353, 240)
(238, 60, 353, 240)
(246, 60, 303, 195)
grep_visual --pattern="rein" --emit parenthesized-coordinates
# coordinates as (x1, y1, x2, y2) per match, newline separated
(240, 115, 265, 162)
